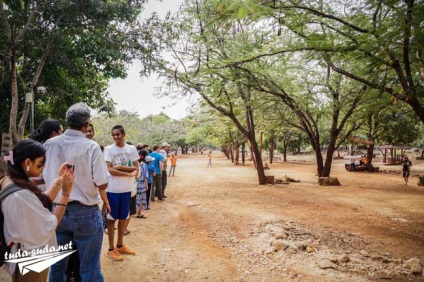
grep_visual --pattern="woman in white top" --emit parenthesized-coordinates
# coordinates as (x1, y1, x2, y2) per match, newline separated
(1, 139, 74, 282)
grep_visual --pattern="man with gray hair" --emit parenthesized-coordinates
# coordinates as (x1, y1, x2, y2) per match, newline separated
(43, 102, 109, 282)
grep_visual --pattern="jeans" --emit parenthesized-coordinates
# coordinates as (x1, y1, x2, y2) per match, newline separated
(350, 163, 355, 172)
(49, 203, 104, 282)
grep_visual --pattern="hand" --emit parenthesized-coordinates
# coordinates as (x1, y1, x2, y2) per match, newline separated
(130, 170, 138, 178)
(61, 168, 75, 195)
(58, 162, 72, 177)
(102, 202, 111, 214)
(113, 164, 125, 170)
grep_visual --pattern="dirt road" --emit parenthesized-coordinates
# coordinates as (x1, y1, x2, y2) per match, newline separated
(0, 152, 422, 281)
(102, 153, 424, 281)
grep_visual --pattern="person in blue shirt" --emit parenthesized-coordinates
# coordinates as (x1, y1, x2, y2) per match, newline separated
(148, 145, 164, 201)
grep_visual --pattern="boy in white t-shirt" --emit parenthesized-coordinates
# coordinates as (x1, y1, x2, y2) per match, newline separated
(103, 125, 139, 261)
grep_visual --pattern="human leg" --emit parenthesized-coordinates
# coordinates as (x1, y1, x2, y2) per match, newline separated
(150, 177, 156, 201)
(154, 174, 163, 200)
(49, 209, 74, 282)
(146, 183, 151, 208)
(68, 204, 105, 282)
(107, 220, 116, 249)
(162, 170, 167, 197)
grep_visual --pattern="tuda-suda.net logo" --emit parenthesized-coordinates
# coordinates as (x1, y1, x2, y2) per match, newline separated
(4, 242, 76, 275)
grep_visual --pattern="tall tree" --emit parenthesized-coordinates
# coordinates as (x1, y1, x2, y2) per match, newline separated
(0, 0, 149, 146)
(217, 0, 424, 123)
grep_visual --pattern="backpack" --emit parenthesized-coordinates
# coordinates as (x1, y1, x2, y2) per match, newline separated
(0, 183, 23, 267)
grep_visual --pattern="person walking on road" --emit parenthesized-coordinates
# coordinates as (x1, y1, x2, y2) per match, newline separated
(402, 155, 412, 185)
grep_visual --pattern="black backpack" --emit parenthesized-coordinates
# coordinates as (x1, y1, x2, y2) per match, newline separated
(0, 183, 22, 267)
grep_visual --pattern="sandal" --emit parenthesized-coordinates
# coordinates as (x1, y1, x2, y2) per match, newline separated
(136, 214, 147, 219)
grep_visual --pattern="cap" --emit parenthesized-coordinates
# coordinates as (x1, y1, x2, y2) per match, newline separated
(145, 156, 154, 162)
(162, 142, 170, 147)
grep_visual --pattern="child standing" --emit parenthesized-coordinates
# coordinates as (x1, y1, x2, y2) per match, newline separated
(207, 151, 212, 167)
(168, 153, 177, 176)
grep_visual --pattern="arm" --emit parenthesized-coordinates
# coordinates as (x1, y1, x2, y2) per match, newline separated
(142, 164, 148, 188)
(51, 168, 74, 225)
(45, 163, 74, 202)
(98, 183, 110, 214)
(133, 160, 140, 178)
(112, 164, 138, 172)
(106, 161, 137, 177)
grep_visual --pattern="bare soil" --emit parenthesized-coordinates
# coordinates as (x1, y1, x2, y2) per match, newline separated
(1, 152, 423, 281)
(102, 152, 424, 281)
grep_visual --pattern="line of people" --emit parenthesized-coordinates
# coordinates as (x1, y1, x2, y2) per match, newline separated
(0, 102, 177, 281)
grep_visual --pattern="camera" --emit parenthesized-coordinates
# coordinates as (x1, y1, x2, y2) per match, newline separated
(67, 164, 75, 172)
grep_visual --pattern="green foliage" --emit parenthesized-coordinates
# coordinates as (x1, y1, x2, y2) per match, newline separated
(375, 106, 421, 146)
(0, 0, 154, 136)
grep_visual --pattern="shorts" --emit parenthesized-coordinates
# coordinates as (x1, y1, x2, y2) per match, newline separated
(129, 195, 137, 215)
(107, 192, 131, 220)
(403, 171, 410, 177)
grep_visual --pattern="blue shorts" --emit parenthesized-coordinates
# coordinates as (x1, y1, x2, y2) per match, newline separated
(107, 192, 131, 220)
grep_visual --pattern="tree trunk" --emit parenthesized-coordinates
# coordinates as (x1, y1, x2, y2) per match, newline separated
(233, 143, 240, 165)
(241, 142, 245, 165)
(259, 132, 264, 156)
(269, 135, 275, 164)
(229, 144, 234, 163)
(250, 139, 266, 184)
(221, 145, 230, 159)
(315, 147, 324, 177)
(283, 140, 288, 162)
(8, 41, 19, 145)
(367, 144, 374, 165)
(321, 134, 338, 177)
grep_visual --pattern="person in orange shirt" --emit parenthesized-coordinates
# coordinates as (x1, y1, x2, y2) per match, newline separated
(207, 151, 212, 167)
(168, 153, 177, 176)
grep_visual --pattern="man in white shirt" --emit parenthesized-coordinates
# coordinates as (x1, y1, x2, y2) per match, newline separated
(103, 125, 139, 261)
(43, 102, 109, 282)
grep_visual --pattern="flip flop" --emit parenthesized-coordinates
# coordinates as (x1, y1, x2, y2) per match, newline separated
(136, 215, 147, 219)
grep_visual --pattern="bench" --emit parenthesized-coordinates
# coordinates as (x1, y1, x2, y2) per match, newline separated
(344, 164, 379, 172)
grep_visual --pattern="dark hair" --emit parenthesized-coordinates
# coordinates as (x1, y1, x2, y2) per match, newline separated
(111, 125, 125, 134)
(30, 119, 62, 143)
(66, 103, 91, 129)
(138, 149, 148, 163)
(88, 123, 94, 131)
(153, 145, 160, 151)
(6, 139, 52, 209)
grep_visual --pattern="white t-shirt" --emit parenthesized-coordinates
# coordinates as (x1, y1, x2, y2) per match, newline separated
(103, 143, 139, 193)
(2, 189, 57, 275)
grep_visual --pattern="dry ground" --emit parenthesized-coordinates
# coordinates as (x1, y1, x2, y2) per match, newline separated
(102, 152, 424, 281)
(1, 152, 423, 281)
